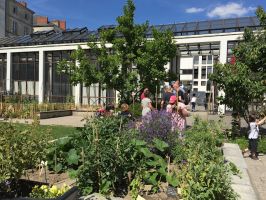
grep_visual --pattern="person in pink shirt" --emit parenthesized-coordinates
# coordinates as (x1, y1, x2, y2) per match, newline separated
(166, 95, 189, 134)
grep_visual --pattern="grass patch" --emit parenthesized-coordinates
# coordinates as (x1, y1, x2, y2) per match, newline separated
(0, 122, 76, 139)
(229, 135, 266, 154)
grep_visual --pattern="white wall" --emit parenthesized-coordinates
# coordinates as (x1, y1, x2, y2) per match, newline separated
(180, 57, 193, 69)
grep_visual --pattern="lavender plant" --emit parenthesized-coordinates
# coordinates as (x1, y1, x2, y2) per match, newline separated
(139, 110, 174, 143)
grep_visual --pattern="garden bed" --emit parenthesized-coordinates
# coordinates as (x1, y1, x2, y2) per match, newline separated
(38, 110, 73, 119)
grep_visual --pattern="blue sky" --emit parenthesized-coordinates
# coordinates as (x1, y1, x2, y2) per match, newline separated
(26, 0, 266, 30)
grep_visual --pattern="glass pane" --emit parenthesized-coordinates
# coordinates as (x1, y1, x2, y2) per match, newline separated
(194, 69, 198, 79)
(184, 22, 197, 31)
(194, 56, 199, 65)
(201, 66, 206, 79)
(211, 19, 224, 29)
(202, 55, 207, 64)
(224, 18, 236, 28)
(207, 55, 212, 64)
(198, 21, 210, 30)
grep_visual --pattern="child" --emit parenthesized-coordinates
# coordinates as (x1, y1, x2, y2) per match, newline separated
(248, 114, 266, 160)
(119, 103, 133, 119)
(190, 93, 197, 112)
(167, 95, 189, 134)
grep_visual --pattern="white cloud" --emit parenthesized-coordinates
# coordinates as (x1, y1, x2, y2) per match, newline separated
(207, 2, 256, 18)
(186, 7, 204, 13)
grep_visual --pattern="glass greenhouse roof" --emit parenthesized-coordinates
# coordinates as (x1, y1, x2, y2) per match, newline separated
(0, 16, 260, 47)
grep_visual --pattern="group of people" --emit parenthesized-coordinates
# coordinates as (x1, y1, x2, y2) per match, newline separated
(141, 80, 189, 134)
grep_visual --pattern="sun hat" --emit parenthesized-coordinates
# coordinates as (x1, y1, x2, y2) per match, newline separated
(169, 95, 177, 104)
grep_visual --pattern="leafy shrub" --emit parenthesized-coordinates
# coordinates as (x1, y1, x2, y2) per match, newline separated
(74, 116, 137, 195)
(258, 136, 266, 153)
(129, 102, 142, 118)
(0, 122, 51, 184)
(176, 119, 238, 200)
(47, 136, 79, 173)
(230, 137, 248, 151)
(129, 138, 179, 198)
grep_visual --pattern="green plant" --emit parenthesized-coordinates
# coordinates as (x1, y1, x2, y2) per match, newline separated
(175, 119, 238, 200)
(0, 122, 51, 185)
(230, 137, 248, 151)
(129, 138, 179, 198)
(74, 116, 136, 196)
(258, 136, 266, 153)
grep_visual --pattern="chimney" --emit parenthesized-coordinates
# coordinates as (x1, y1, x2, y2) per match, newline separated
(35, 16, 48, 25)
(51, 20, 66, 30)
(19, 1, 27, 7)
(59, 20, 66, 31)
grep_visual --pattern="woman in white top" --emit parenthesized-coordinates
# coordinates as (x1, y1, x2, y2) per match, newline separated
(248, 114, 266, 160)
(141, 90, 153, 117)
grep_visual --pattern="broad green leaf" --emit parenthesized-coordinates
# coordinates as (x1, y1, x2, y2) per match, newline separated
(153, 138, 169, 152)
(66, 149, 79, 165)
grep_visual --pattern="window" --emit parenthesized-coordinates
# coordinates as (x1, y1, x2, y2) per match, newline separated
(193, 88, 198, 92)
(201, 66, 206, 79)
(207, 55, 212, 64)
(194, 81, 198, 86)
(181, 69, 193, 74)
(12, 21, 18, 34)
(207, 66, 212, 77)
(202, 55, 207, 64)
(193, 68, 198, 79)
(25, 13, 28, 20)
(194, 56, 199, 65)
(13, 7, 17, 14)
(24, 27, 29, 35)
(201, 81, 206, 86)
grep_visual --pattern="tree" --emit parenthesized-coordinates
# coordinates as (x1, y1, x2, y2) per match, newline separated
(210, 7, 266, 127)
(58, 0, 177, 104)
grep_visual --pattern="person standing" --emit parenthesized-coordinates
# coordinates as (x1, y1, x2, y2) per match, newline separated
(160, 85, 174, 110)
(166, 95, 189, 135)
(191, 93, 197, 112)
(248, 114, 266, 160)
(141, 90, 153, 117)
(172, 80, 184, 103)
(140, 88, 149, 100)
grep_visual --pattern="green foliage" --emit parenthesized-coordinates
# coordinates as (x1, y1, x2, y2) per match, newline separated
(58, 0, 177, 103)
(258, 136, 266, 153)
(175, 119, 238, 200)
(129, 102, 142, 117)
(0, 122, 51, 182)
(76, 116, 136, 195)
(230, 137, 248, 151)
(210, 7, 266, 124)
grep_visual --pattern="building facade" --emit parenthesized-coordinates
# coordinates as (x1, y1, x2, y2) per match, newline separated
(0, 16, 260, 105)
(0, 0, 34, 37)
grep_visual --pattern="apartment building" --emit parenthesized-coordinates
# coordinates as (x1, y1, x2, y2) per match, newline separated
(0, 0, 34, 37)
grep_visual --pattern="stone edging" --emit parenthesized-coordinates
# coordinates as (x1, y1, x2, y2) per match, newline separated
(223, 143, 258, 200)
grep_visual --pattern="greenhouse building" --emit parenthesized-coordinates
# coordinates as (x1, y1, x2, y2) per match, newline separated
(0, 16, 260, 105)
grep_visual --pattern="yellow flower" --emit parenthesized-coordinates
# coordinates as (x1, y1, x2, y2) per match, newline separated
(40, 185, 48, 190)
(49, 185, 58, 195)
